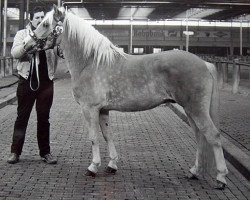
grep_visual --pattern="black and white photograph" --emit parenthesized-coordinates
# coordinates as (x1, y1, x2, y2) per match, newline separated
(0, 0, 249, 199)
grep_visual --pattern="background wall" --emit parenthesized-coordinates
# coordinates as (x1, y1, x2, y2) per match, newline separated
(2, 21, 250, 57)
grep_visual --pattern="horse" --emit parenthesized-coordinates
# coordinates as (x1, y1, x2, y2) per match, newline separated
(35, 5, 228, 189)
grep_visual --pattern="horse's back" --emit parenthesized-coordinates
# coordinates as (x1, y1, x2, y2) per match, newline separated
(130, 50, 214, 109)
(100, 50, 213, 112)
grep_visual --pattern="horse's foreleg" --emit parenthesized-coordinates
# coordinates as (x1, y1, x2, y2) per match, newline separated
(81, 106, 101, 176)
(99, 110, 118, 174)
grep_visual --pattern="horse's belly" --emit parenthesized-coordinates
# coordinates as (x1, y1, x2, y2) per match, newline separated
(106, 101, 161, 112)
(105, 91, 172, 112)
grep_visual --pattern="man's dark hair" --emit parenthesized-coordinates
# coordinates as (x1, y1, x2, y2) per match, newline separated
(30, 6, 46, 20)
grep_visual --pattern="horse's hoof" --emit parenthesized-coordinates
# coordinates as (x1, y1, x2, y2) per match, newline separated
(215, 181, 226, 190)
(85, 169, 96, 177)
(186, 173, 198, 180)
(105, 166, 117, 174)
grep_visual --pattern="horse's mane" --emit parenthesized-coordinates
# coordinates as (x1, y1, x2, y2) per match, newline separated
(60, 12, 126, 67)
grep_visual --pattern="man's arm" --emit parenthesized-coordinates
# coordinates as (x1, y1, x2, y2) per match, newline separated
(11, 30, 38, 59)
(11, 30, 28, 59)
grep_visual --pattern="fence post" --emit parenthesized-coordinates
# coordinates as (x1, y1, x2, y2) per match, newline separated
(0, 59, 2, 78)
(217, 61, 223, 89)
(232, 60, 240, 94)
(5, 58, 13, 76)
(222, 62, 228, 83)
(0, 58, 6, 77)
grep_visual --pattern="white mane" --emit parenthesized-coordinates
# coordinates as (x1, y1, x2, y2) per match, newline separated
(61, 12, 126, 67)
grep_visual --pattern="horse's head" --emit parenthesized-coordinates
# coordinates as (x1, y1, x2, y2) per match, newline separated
(34, 4, 65, 39)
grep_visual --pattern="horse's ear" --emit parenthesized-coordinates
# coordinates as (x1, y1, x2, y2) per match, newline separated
(53, 4, 58, 13)
(53, 4, 65, 22)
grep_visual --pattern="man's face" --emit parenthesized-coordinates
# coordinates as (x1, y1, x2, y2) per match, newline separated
(31, 11, 45, 28)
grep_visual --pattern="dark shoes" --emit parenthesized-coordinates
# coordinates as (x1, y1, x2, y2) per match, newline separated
(7, 153, 19, 164)
(7, 153, 57, 164)
(41, 153, 57, 164)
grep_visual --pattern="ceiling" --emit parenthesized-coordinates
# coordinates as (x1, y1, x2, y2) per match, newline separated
(5, 0, 250, 21)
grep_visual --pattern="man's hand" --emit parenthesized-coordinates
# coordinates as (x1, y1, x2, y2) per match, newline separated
(23, 34, 37, 53)
(24, 36, 49, 53)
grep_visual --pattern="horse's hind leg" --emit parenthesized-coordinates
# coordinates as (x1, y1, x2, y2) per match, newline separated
(186, 114, 201, 179)
(187, 110, 228, 189)
(99, 110, 118, 174)
(81, 106, 101, 177)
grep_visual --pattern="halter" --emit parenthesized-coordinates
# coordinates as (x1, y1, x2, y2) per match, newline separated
(29, 23, 64, 91)
(29, 23, 64, 49)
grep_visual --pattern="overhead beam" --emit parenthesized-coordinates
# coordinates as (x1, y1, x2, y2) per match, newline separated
(61, 1, 250, 9)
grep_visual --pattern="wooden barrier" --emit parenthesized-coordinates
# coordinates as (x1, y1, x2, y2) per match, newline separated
(0, 58, 5, 77)
(201, 55, 250, 94)
(232, 60, 240, 94)
(222, 62, 228, 84)
(0, 57, 14, 78)
(217, 62, 224, 89)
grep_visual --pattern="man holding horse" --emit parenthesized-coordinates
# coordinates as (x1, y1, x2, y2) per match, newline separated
(7, 6, 58, 164)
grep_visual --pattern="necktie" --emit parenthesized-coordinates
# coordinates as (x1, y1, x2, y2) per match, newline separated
(30, 52, 40, 91)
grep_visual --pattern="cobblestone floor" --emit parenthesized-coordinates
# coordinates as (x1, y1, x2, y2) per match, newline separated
(219, 80, 250, 156)
(219, 90, 250, 155)
(0, 78, 249, 200)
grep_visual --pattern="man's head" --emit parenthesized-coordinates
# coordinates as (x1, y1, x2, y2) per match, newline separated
(30, 6, 46, 28)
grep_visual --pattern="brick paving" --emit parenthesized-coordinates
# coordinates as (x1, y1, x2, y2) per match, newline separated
(219, 82, 250, 156)
(0, 77, 249, 200)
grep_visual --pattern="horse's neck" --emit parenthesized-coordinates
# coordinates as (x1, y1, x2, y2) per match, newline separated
(61, 34, 92, 81)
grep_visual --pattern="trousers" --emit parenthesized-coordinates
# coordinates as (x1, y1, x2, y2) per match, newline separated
(11, 77, 54, 157)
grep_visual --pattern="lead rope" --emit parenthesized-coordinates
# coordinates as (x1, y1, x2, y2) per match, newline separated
(29, 52, 40, 91)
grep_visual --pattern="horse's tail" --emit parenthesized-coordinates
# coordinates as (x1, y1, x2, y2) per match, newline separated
(198, 61, 219, 174)
(206, 61, 220, 128)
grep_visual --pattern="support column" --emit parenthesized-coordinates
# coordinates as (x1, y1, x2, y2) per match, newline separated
(3, 0, 7, 57)
(58, 0, 61, 6)
(129, 7, 133, 54)
(129, 21, 133, 54)
(185, 10, 189, 52)
(19, 0, 25, 30)
(26, 0, 29, 24)
(240, 20, 243, 56)
(0, 0, 3, 55)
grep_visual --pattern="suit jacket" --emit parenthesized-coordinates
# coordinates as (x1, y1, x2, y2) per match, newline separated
(11, 23, 58, 80)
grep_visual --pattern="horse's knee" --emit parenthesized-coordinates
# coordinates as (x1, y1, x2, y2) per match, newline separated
(88, 130, 98, 141)
(200, 125, 221, 147)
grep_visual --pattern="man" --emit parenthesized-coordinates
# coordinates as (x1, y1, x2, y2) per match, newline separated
(7, 6, 58, 164)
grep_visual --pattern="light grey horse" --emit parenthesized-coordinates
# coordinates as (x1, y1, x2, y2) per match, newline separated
(34, 5, 228, 189)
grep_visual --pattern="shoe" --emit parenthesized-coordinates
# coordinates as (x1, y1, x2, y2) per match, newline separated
(41, 153, 57, 164)
(7, 153, 19, 164)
